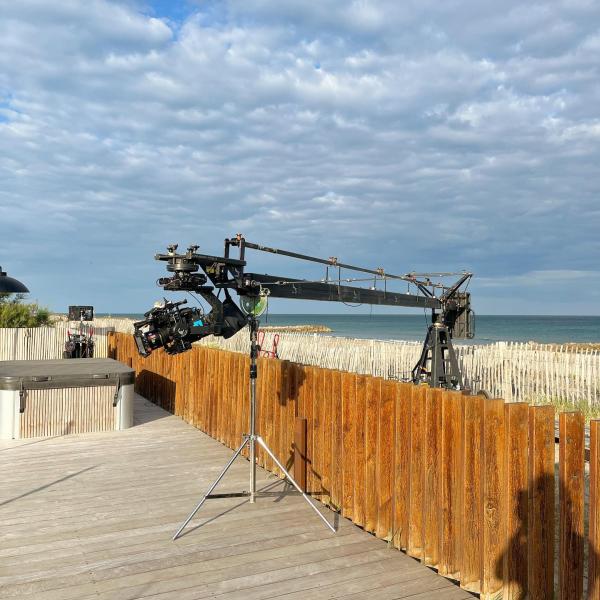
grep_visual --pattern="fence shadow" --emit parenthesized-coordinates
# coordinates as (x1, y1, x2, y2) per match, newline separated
(135, 370, 177, 414)
(496, 473, 595, 598)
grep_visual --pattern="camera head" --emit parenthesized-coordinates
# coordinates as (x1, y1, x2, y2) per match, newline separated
(156, 245, 208, 292)
(134, 244, 250, 358)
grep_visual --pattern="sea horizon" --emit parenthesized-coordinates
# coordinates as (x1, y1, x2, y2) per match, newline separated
(96, 313, 600, 345)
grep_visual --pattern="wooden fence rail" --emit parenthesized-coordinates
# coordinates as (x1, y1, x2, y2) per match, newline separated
(110, 331, 599, 599)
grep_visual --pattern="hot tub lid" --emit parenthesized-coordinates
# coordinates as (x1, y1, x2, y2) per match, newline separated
(0, 358, 135, 390)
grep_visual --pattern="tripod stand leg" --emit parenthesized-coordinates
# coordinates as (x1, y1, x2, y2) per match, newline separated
(256, 436, 336, 533)
(172, 437, 248, 540)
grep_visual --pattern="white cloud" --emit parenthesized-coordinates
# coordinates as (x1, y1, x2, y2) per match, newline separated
(0, 0, 598, 312)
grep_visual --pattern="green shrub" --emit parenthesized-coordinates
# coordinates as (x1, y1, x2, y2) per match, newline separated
(0, 294, 52, 327)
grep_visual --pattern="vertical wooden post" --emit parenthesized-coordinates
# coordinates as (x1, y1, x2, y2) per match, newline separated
(208, 351, 218, 437)
(528, 404, 555, 600)
(311, 366, 324, 495)
(195, 347, 204, 430)
(481, 398, 506, 599)
(283, 362, 298, 464)
(254, 356, 265, 467)
(202, 347, 212, 433)
(282, 361, 294, 472)
(107, 331, 115, 359)
(589, 420, 600, 600)
(263, 359, 276, 472)
(234, 353, 245, 444)
(559, 411, 584, 600)
(393, 383, 412, 550)
(460, 394, 483, 593)
(439, 390, 462, 578)
(321, 368, 333, 508)
(271, 358, 282, 477)
(226, 352, 235, 448)
(294, 417, 307, 492)
(241, 354, 250, 459)
(376, 379, 395, 541)
(342, 372, 356, 519)
(331, 370, 344, 513)
(187, 349, 196, 428)
(423, 387, 441, 567)
(354, 374, 367, 527)
(219, 351, 227, 441)
(191, 348, 199, 430)
(303, 367, 315, 492)
(364, 376, 380, 532)
(215, 351, 224, 441)
(504, 402, 529, 599)
(408, 385, 426, 559)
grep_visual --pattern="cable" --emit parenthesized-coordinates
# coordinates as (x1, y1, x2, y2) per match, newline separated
(423, 306, 431, 327)
(186, 292, 207, 316)
(255, 274, 449, 291)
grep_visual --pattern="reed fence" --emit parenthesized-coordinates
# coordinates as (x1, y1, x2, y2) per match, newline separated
(0, 325, 112, 361)
(110, 331, 600, 599)
(201, 330, 600, 408)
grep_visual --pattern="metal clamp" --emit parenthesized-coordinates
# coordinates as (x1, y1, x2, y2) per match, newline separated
(113, 376, 121, 407)
(19, 380, 26, 413)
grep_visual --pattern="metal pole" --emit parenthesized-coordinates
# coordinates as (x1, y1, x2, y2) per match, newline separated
(249, 318, 258, 503)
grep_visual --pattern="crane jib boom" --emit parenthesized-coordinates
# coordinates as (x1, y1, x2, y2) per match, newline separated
(245, 273, 441, 310)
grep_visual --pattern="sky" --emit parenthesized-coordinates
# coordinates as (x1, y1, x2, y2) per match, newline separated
(1, 0, 599, 315)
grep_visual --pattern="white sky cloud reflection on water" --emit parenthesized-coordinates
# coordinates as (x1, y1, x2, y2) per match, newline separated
(0, 0, 599, 314)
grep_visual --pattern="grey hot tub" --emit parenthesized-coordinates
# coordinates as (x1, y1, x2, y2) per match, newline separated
(0, 358, 135, 439)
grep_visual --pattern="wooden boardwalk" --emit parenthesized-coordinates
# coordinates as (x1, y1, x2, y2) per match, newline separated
(0, 395, 473, 600)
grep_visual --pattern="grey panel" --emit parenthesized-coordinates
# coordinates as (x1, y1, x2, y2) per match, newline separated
(0, 358, 135, 390)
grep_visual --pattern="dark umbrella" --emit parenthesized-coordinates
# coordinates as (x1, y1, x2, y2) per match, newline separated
(0, 266, 29, 293)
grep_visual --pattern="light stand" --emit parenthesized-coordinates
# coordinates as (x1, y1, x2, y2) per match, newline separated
(172, 317, 335, 540)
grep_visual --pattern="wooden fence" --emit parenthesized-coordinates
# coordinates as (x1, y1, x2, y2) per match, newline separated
(110, 331, 600, 599)
(0, 324, 112, 361)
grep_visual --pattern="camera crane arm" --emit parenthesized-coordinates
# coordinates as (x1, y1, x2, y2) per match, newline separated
(133, 236, 474, 389)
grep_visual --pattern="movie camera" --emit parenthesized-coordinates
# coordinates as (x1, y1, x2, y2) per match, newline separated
(133, 299, 205, 357)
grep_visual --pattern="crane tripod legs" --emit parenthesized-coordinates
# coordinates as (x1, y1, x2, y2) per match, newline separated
(172, 318, 335, 541)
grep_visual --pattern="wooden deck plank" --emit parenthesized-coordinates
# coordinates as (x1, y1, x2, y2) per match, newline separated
(0, 394, 466, 600)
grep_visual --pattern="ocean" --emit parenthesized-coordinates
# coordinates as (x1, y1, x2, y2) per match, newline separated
(101, 313, 600, 344)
